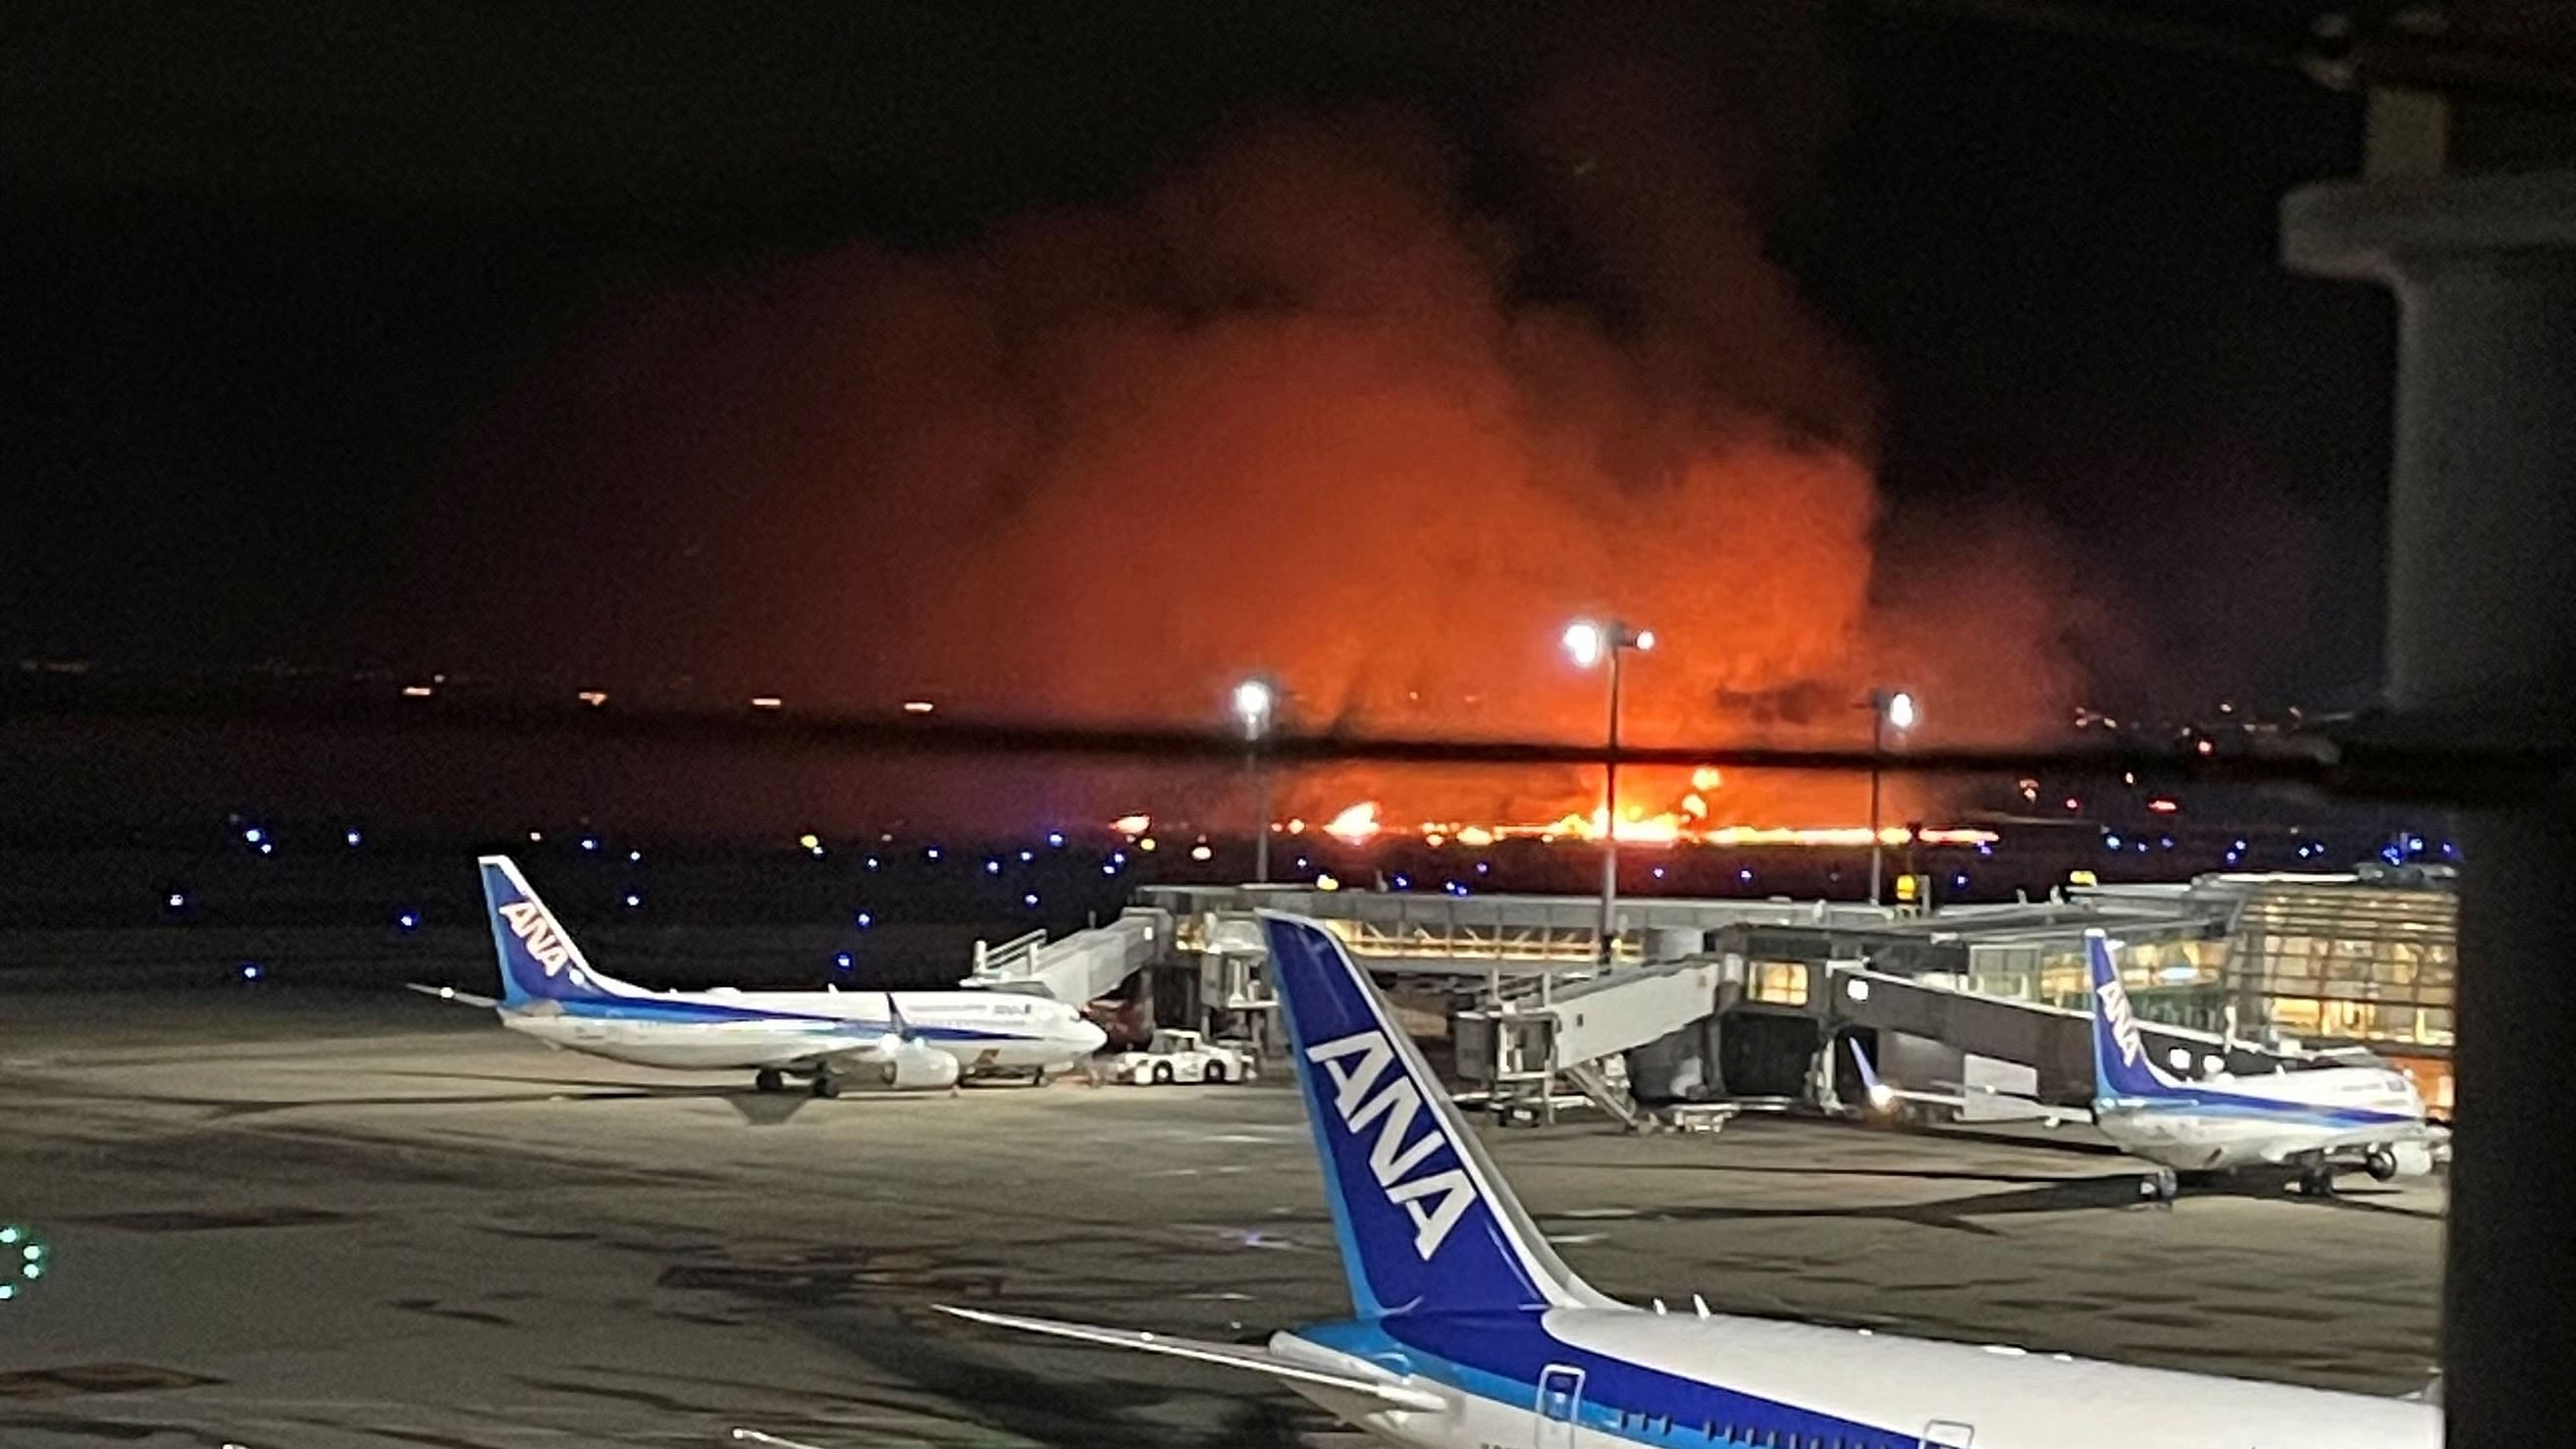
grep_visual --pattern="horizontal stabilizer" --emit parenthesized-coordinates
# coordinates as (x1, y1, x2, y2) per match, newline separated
(936, 1305, 1446, 1412)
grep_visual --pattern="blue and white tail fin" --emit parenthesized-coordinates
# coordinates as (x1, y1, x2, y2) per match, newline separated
(2085, 929, 2179, 1100)
(1262, 912, 1607, 1320)
(480, 855, 636, 1008)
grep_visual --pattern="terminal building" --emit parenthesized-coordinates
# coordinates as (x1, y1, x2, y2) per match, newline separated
(972, 866, 2460, 1124)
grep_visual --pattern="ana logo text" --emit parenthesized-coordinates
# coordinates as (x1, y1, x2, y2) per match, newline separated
(2095, 975, 2146, 1069)
(1304, 1030, 1479, 1261)
(499, 900, 578, 978)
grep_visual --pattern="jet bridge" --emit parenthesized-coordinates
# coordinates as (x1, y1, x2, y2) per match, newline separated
(962, 906, 1170, 1005)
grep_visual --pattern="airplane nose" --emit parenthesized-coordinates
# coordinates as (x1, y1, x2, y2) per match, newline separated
(1072, 1020, 1107, 1056)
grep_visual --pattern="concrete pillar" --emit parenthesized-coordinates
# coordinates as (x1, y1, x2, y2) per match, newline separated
(2285, 171, 2576, 1445)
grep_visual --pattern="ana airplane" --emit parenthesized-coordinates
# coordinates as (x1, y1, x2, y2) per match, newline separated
(415, 855, 1104, 1097)
(1849, 928, 2445, 1199)
(942, 914, 2441, 1447)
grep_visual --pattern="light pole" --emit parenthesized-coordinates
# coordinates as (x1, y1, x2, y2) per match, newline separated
(1564, 620, 1655, 963)
(1866, 689, 1918, 906)
(1233, 677, 1275, 884)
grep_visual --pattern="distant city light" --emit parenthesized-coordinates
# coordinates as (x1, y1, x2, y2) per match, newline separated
(1738, 867, 1754, 884)
(580, 836, 600, 852)
(2146, 798, 2179, 813)
(1189, 843, 1214, 861)
(1883, 691, 1918, 732)
(623, 894, 641, 908)
(1137, 837, 1158, 853)
(1111, 851, 1128, 865)
(1022, 893, 1039, 907)
(865, 856, 880, 871)
(986, 859, 1003, 875)
(578, 690, 608, 707)
(1019, 850, 1035, 862)
(750, 696, 784, 710)
(901, 699, 935, 714)
(401, 684, 435, 698)
(2106, 834, 2124, 851)
(855, 911, 873, 928)
(344, 829, 363, 848)
(2064, 798, 2081, 811)
(1473, 860, 1488, 875)
(1315, 873, 1341, 891)
(925, 847, 942, 860)
(242, 827, 265, 845)
(1652, 866, 1666, 880)
(396, 911, 419, 931)
(239, 962, 263, 981)
(1112, 813, 1152, 837)
(1102, 862, 1119, 875)
(1953, 873, 1969, 889)
(529, 831, 544, 843)
(166, 892, 186, 909)
(834, 953, 854, 970)
(1046, 832, 1066, 849)
(256, 842, 275, 856)
(799, 833, 823, 856)
(628, 850, 642, 862)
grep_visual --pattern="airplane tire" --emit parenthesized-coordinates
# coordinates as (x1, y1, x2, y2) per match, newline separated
(878, 1061, 901, 1087)
(2146, 1168, 2181, 1203)
(2365, 1146, 2400, 1182)
(755, 1068, 786, 1095)
(1204, 1061, 1228, 1085)
(1151, 1062, 1176, 1086)
(812, 1072, 842, 1099)
(2298, 1167, 2336, 1197)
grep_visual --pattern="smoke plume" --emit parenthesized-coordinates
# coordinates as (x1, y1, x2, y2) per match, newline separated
(419, 83, 2082, 829)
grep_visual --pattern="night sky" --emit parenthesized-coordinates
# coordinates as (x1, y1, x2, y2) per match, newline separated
(4, 2, 2393, 727)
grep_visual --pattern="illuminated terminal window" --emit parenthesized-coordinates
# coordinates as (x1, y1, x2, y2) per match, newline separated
(1748, 960, 1810, 1008)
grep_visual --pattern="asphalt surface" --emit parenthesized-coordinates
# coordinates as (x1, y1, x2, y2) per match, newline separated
(0, 991, 2445, 1448)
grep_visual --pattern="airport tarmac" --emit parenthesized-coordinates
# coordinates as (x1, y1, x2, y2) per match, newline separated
(0, 991, 2444, 1448)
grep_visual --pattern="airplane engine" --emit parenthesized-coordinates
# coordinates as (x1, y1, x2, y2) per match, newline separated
(878, 1041, 963, 1090)
(2366, 1141, 2437, 1181)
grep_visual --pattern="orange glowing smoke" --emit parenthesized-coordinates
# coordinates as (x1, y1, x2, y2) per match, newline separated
(430, 80, 2082, 832)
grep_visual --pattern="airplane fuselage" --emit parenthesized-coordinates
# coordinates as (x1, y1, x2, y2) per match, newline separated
(2094, 1062, 2436, 1172)
(500, 989, 1101, 1075)
(1275, 1308, 2439, 1449)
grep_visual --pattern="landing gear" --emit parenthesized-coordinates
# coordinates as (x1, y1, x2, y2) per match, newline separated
(2142, 1167, 2181, 1204)
(2365, 1146, 2400, 1182)
(754, 1068, 786, 1095)
(2297, 1166, 2338, 1198)
(1030, 1069, 1050, 1088)
(811, 1070, 842, 1100)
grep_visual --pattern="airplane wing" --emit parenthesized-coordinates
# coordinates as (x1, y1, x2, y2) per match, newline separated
(1849, 1040, 2089, 1127)
(405, 982, 500, 1009)
(935, 1305, 1446, 1412)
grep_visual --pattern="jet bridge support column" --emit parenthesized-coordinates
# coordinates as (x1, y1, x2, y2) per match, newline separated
(2287, 170, 2576, 1447)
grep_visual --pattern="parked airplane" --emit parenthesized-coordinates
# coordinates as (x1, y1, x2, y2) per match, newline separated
(414, 855, 1104, 1097)
(942, 914, 2440, 1447)
(1850, 928, 2445, 1199)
